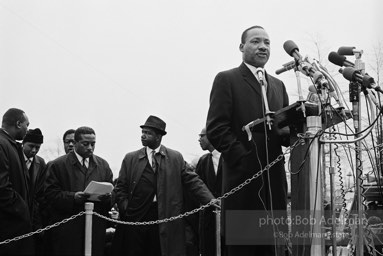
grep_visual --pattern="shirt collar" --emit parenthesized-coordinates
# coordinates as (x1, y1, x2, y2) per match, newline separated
(146, 145, 161, 156)
(211, 149, 221, 158)
(244, 62, 266, 81)
(74, 150, 88, 165)
(23, 153, 32, 162)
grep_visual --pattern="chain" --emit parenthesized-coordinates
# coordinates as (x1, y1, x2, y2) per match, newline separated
(94, 140, 302, 226)
(0, 211, 85, 245)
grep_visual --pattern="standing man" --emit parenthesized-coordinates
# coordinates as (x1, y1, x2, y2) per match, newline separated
(0, 108, 34, 255)
(45, 126, 113, 256)
(63, 129, 75, 154)
(195, 127, 223, 256)
(112, 115, 216, 256)
(22, 128, 46, 255)
(206, 26, 290, 255)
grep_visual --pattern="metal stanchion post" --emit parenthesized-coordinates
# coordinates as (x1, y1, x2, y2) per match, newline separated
(214, 209, 221, 256)
(84, 202, 94, 256)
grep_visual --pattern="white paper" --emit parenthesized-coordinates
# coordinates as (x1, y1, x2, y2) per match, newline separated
(84, 181, 114, 201)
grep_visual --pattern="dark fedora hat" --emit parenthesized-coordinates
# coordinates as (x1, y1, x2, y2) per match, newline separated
(140, 115, 167, 135)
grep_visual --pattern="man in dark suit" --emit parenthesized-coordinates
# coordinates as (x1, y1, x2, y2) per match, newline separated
(0, 108, 34, 255)
(112, 115, 217, 256)
(195, 127, 223, 256)
(45, 126, 113, 256)
(22, 128, 47, 255)
(206, 26, 290, 255)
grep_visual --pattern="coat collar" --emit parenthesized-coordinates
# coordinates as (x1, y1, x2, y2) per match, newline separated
(67, 151, 99, 167)
(138, 145, 167, 160)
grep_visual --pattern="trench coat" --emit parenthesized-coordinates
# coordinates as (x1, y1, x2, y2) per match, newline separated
(45, 151, 113, 256)
(206, 63, 290, 251)
(0, 129, 34, 255)
(113, 145, 215, 256)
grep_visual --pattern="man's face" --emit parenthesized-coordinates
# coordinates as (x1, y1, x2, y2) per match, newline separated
(240, 27, 270, 68)
(198, 133, 210, 151)
(64, 133, 75, 154)
(141, 128, 160, 149)
(23, 142, 41, 159)
(74, 133, 96, 158)
(16, 113, 29, 140)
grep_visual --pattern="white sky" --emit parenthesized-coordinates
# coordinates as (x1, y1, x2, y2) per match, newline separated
(1, 0, 382, 176)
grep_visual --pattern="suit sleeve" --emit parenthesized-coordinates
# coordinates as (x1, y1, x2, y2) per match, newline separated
(0, 146, 30, 221)
(114, 156, 131, 218)
(206, 72, 249, 167)
(45, 162, 76, 213)
(181, 161, 214, 205)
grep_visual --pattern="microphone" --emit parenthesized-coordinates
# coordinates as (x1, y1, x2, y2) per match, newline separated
(283, 40, 303, 62)
(341, 67, 383, 93)
(338, 46, 363, 56)
(328, 52, 354, 67)
(255, 67, 265, 84)
(275, 60, 296, 75)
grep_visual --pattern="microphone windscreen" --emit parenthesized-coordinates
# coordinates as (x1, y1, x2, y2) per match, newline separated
(328, 52, 347, 67)
(308, 85, 317, 93)
(342, 67, 356, 81)
(337, 46, 355, 56)
(283, 40, 299, 56)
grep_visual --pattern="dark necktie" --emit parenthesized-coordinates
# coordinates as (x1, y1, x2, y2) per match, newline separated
(82, 158, 87, 170)
(151, 150, 158, 172)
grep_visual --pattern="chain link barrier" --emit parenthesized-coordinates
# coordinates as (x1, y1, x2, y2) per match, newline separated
(0, 211, 85, 245)
(0, 139, 302, 245)
(94, 139, 302, 226)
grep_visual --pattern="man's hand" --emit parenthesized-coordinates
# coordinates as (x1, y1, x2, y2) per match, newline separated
(74, 191, 90, 204)
(97, 193, 112, 202)
(210, 198, 221, 209)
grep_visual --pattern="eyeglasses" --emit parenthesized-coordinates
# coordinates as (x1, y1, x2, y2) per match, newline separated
(64, 140, 75, 144)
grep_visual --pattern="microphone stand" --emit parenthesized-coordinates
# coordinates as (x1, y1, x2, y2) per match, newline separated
(352, 51, 365, 256)
(257, 71, 274, 130)
(294, 65, 307, 117)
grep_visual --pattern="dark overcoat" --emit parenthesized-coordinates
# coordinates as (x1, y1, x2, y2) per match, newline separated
(195, 153, 222, 256)
(206, 63, 289, 232)
(113, 145, 214, 256)
(0, 129, 34, 255)
(45, 151, 113, 256)
(29, 155, 47, 231)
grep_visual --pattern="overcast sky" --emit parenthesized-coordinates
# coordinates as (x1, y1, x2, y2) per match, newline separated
(1, 0, 382, 176)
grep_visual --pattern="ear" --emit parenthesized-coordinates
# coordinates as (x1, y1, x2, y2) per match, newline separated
(16, 120, 22, 129)
(239, 43, 244, 52)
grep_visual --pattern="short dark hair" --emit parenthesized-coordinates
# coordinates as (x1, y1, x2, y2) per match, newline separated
(2, 108, 26, 127)
(74, 126, 95, 142)
(63, 129, 75, 141)
(241, 25, 264, 44)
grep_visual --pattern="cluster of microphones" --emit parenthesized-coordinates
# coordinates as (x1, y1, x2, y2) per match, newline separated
(276, 40, 382, 94)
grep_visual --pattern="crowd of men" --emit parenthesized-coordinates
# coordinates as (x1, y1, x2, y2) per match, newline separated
(1, 25, 291, 256)
(0, 109, 223, 256)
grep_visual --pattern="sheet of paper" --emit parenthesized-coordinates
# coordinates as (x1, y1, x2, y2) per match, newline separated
(83, 181, 114, 201)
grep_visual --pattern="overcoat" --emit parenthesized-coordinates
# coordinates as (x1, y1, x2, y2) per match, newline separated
(29, 155, 47, 231)
(113, 145, 214, 256)
(206, 63, 290, 236)
(195, 153, 222, 256)
(0, 129, 34, 254)
(45, 151, 113, 256)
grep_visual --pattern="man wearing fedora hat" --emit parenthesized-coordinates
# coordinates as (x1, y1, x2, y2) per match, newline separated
(22, 128, 47, 255)
(113, 115, 217, 256)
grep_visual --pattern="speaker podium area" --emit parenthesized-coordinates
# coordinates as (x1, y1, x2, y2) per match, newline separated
(243, 101, 351, 256)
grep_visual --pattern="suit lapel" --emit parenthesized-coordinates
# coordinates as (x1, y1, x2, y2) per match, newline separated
(239, 63, 262, 97)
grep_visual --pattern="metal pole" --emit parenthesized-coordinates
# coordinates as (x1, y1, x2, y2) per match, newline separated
(214, 209, 221, 256)
(307, 116, 325, 256)
(84, 202, 94, 256)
